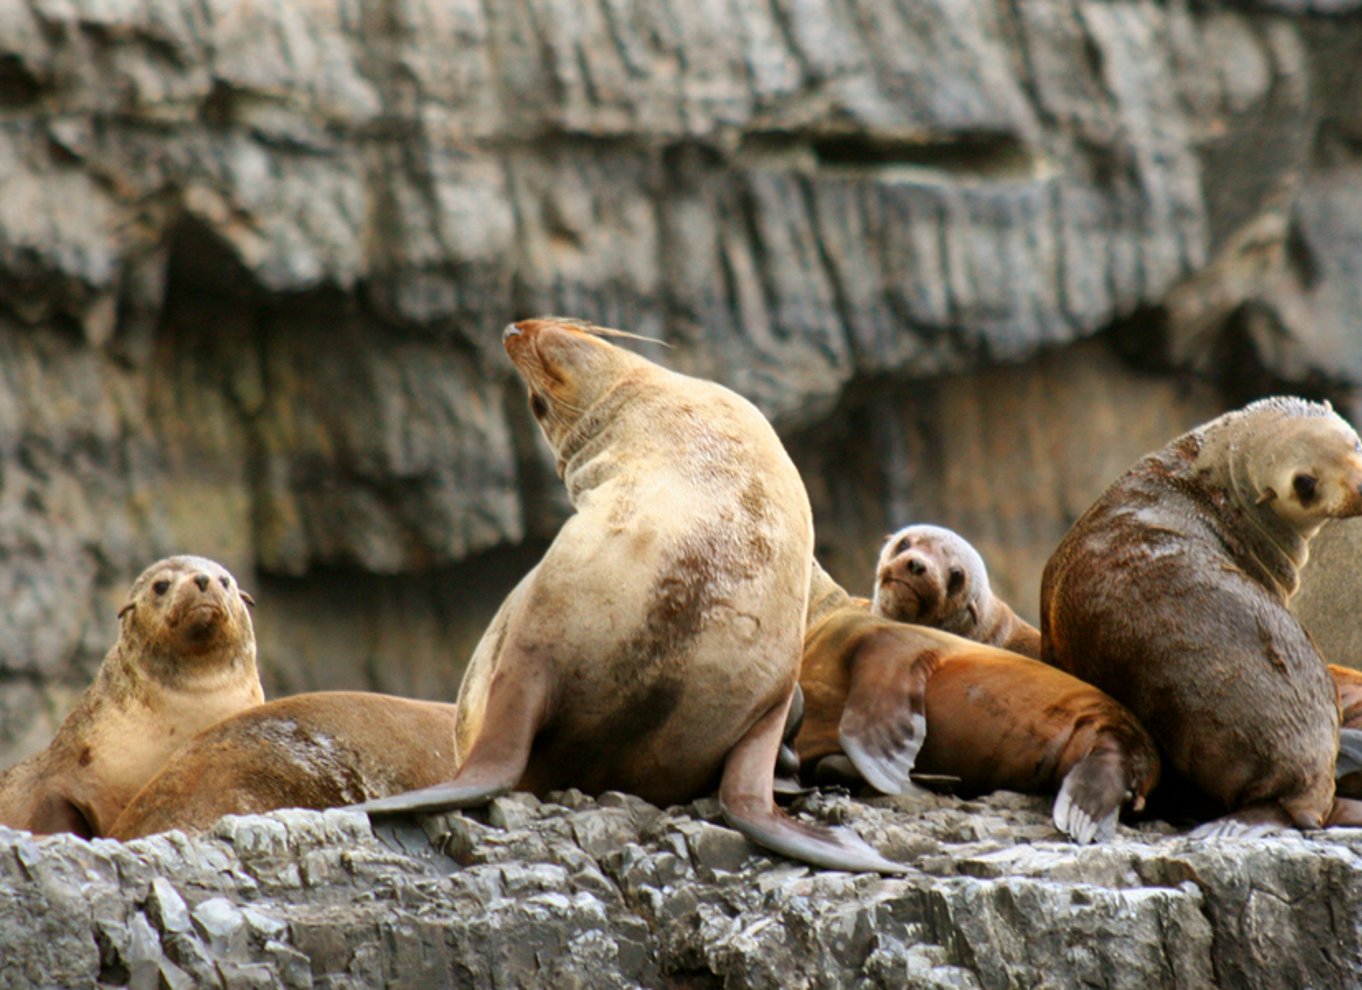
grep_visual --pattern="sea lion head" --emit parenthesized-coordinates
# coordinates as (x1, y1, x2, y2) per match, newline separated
(117, 556, 256, 674)
(872, 523, 989, 634)
(1234, 398, 1362, 535)
(503, 317, 660, 459)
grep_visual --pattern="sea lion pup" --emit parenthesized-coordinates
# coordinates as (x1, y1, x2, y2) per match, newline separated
(0, 556, 260, 837)
(108, 693, 458, 840)
(797, 562, 1159, 843)
(1042, 396, 1362, 835)
(357, 317, 903, 874)
(872, 523, 1041, 658)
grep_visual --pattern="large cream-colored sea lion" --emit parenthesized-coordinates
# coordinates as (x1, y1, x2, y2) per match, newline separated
(108, 692, 458, 840)
(872, 523, 1041, 658)
(357, 317, 903, 873)
(0, 556, 260, 837)
(1042, 396, 1362, 835)
(797, 563, 1159, 843)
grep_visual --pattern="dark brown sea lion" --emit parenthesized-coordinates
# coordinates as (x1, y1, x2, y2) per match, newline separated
(108, 692, 458, 840)
(1042, 397, 1362, 835)
(872, 523, 1041, 658)
(798, 563, 1159, 843)
(356, 317, 903, 873)
(0, 556, 260, 837)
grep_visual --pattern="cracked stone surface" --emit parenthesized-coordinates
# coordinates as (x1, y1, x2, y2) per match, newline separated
(2, 791, 1360, 988)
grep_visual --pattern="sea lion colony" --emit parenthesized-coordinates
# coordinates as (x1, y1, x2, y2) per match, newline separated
(4, 320, 1362, 871)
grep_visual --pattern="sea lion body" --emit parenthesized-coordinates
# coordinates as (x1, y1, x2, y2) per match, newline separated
(0, 556, 259, 836)
(873, 523, 1041, 658)
(109, 692, 458, 840)
(359, 318, 902, 872)
(1042, 397, 1362, 832)
(799, 565, 1159, 842)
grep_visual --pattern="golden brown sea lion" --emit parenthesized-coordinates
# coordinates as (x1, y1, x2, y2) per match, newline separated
(1042, 397, 1362, 835)
(108, 692, 457, 840)
(872, 523, 1041, 658)
(357, 317, 903, 873)
(798, 563, 1159, 843)
(0, 556, 260, 837)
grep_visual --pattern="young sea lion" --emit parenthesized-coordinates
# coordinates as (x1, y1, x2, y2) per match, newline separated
(798, 562, 1159, 843)
(872, 523, 1041, 658)
(0, 556, 260, 837)
(108, 692, 458, 840)
(357, 317, 903, 873)
(1042, 397, 1362, 835)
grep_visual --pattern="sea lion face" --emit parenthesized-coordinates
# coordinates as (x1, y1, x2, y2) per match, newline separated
(1249, 413, 1362, 533)
(503, 317, 642, 454)
(872, 524, 988, 633)
(119, 556, 256, 662)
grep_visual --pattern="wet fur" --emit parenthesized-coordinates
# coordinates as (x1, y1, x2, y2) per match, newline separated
(1042, 397, 1362, 830)
(0, 556, 260, 836)
(109, 693, 457, 840)
(799, 567, 1159, 841)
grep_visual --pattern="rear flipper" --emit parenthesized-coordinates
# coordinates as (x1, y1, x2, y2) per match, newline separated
(1325, 796, 1362, 827)
(352, 667, 545, 817)
(722, 688, 907, 874)
(1189, 803, 1293, 839)
(1052, 746, 1128, 844)
(837, 631, 939, 795)
(1337, 728, 1362, 779)
(774, 684, 805, 793)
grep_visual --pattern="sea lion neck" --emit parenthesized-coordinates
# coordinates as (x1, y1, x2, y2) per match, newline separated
(1191, 419, 1307, 601)
(555, 376, 648, 503)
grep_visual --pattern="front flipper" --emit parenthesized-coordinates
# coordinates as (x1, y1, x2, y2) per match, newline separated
(837, 631, 939, 795)
(1337, 728, 1362, 779)
(721, 689, 907, 874)
(1052, 746, 1127, 844)
(352, 667, 547, 817)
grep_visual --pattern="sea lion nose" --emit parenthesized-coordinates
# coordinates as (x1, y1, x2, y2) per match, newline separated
(194, 574, 210, 592)
(906, 557, 927, 576)
(502, 323, 523, 342)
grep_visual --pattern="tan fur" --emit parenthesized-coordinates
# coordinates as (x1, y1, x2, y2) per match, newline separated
(109, 692, 457, 840)
(360, 318, 902, 871)
(872, 523, 1041, 658)
(0, 556, 260, 836)
(1042, 397, 1362, 831)
(458, 317, 812, 804)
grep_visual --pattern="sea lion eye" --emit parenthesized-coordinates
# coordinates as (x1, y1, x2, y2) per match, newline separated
(1293, 473, 1318, 502)
(529, 393, 549, 419)
(153, 580, 171, 595)
(219, 576, 230, 589)
(895, 536, 912, 554)
(947, 568, 965, 595)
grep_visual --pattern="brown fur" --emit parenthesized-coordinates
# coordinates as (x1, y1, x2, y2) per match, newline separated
(358, 318, 903, 872)
(872, 523, 1041, 658)
(0, 556, 260, 836)
(799, 564, 1159, 841)
(108, 692, 457, 840)
(1042, 397, 1362, 832)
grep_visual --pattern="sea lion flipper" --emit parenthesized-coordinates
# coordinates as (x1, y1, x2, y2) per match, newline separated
(1052, 747, 1126, 844)
(836, 633, 937, 795)
(720, 690, 906, 874)
(1336, 728, 1362, 779)
(354, 665, 546, 817)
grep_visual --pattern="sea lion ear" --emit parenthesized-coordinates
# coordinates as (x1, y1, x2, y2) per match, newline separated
(1324, 399, 1334, 413)
(239, 590, 256, 608)
(117, 602, 135, 619)
(967, 602, 980, 626)
(1256, 487, 1279, 506)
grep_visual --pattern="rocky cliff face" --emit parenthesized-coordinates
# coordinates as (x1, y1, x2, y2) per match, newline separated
(5, 2, 1362, 984)
(5, 0, 1361, 757)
